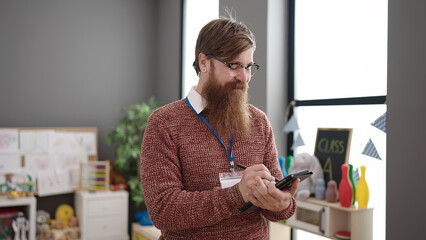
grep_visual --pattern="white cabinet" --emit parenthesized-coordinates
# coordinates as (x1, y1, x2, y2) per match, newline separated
(286, 198, 373, 240)
(0, 196, 36, 240)
(75, 191, 129, 240)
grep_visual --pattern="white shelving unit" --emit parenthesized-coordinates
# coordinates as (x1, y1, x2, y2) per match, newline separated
(0, 196, 36, 240)
(285, 197, 373, 240)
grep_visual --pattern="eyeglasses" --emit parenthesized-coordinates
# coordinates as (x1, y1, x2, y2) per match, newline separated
(207, 54, 260, 78)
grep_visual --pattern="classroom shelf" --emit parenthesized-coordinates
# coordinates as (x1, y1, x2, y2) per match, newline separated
(0, 196, 36, 240)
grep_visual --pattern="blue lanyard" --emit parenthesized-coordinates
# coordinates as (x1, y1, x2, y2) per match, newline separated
(186, 97, 235, 172)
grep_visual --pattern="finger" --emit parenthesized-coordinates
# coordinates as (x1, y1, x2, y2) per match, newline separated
(254, 176, 269, 196)
(265, 182, 293, 211)
(245, 170, 275, 182)
(253, 177, 277, 204)
(287, 178, 300, 196)
(246, 164, 272, 175)
(246, 193, 265, 209)
(266, 181, 286, 199)
(270, 178, 299, 197)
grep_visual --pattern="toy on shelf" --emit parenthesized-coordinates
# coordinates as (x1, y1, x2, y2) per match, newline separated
(51, 219, 65, 240)
(55, 204, 74, 228)
(0, 208, 18, 240)
(288, 152, 324, 200)
(349, 164, 356, 205)
(64, 216, 79, 240)
(106, 160, 127, 191)
(335, 230, 351, 240)
(135, 210, 153, 226)
(0, 173, 34, 199)
(356, 165, 369, 208)
(79, 161, 110, 191)
(314, 178, 326, 200)
(50, 204, 80, 240)
(285, 155, 294, 176)
(338, 164, 353, 208)
(278, 156, 286, 176)
(325, 180, 338, 202)
(35, 205, 80, 240)
(39, 224, 51, 240)
(12, 212, 29, 240)
(36, 210, 51, 240)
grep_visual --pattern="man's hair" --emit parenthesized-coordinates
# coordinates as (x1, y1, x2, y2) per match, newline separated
(192, 17, 256, 76)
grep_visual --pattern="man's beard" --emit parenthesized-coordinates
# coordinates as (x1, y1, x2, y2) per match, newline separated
(201, 69, 252, 138)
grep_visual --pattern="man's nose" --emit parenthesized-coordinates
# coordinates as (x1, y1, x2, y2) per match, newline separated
(235, 69, 251, 83)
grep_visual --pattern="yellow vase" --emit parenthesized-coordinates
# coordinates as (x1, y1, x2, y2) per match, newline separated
(356, 165, 369, 208)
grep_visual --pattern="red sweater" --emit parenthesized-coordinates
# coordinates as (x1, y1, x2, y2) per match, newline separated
(140, 99, 296, 240)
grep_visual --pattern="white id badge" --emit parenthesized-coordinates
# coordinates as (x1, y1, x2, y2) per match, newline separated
(219, 171, 243, 188)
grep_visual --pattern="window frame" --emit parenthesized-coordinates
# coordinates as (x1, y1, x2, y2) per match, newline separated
(286, 0, 387, 156)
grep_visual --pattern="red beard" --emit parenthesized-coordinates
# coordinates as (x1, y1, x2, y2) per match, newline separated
(201, 70, 252, 138)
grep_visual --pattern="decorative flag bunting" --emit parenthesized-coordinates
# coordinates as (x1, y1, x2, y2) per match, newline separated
(283, 114, 299, 133)
(362, 138, 382, 160)
(291, 133, 305, 150)
(371, 112, 387, 133)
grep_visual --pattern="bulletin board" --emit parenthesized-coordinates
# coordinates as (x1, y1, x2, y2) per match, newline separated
(313, 128, 352, 187)
(0, 127, 98, 196)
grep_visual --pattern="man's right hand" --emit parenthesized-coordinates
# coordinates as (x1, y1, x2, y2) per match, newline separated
(237, 164, 276, 202)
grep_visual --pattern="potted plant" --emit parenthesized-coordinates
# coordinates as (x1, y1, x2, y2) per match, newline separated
(107, 97, 162, 212)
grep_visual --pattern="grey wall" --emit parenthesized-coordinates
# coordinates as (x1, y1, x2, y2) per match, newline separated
(387, 0, 426, 239)
(155, 0, 181, 104)
(220, 0, 268, 112)
(0, 0, 181, 161)
(219, 0, 288, 156)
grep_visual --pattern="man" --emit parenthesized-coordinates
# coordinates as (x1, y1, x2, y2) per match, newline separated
(140, 16, 299, 239)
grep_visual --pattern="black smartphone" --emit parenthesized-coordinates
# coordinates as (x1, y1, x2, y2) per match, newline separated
(239, 170, 313, 213)
(275, 170, 313, 190)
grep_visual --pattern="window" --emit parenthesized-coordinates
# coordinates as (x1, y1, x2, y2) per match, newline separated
(181, 0, 219, 98)
(290, 0, 387, 239)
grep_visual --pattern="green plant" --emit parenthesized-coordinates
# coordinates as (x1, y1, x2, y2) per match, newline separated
(107, 97, 162, 211)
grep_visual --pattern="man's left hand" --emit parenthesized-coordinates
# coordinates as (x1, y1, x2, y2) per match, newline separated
(246, 176, 299, 212)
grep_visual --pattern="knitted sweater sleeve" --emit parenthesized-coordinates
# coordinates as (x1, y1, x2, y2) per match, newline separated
(140, 113, 246, 231)
(258, 113, 297, 221)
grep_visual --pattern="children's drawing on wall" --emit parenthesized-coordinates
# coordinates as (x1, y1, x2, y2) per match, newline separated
(55, 153, 88, 190)
(0, 154, 21, 173)
(73, 132, 97, 156)
(53, 132, 82, 155)
(37, 170, 72, 196)
(53, 131, 96, 156)
(0, 129, 19, 153)
(24, 154, 55, 183)
(0, 127, 97, 196)
(20, 130, 54, 154)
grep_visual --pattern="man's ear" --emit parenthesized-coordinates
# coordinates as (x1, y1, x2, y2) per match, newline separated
(198, 53, 209, 72)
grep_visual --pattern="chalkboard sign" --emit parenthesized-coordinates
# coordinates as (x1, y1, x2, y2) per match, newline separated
(314, 128, 352, 187)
